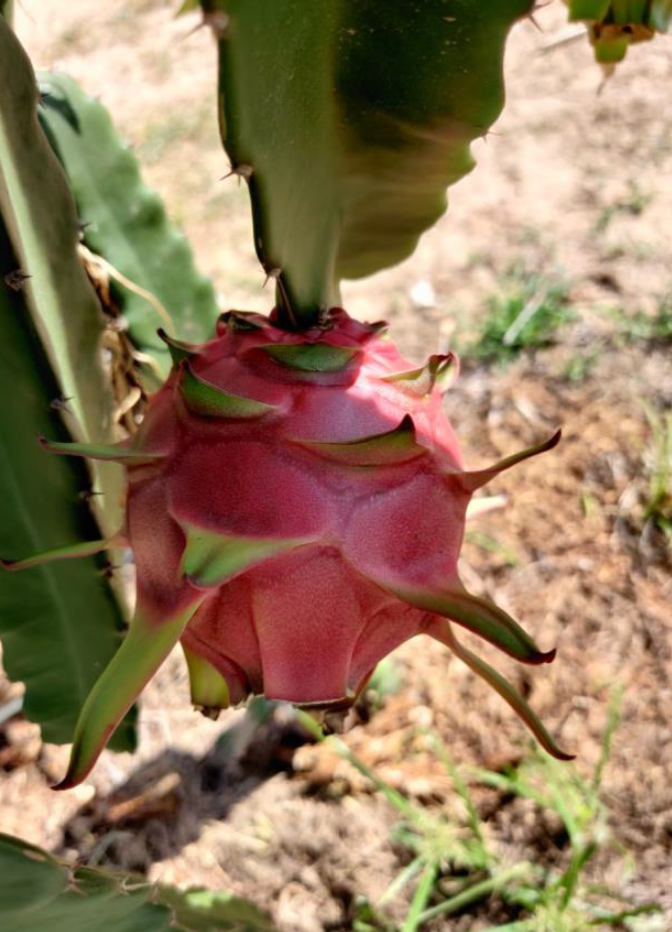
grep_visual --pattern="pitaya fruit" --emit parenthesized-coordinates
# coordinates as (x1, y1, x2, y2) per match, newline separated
(5, 307, 570, 787)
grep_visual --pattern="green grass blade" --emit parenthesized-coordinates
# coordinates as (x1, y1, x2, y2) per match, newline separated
(587, 903, 663, 925)
(296, 710, 418, 819)
(429, 732, 490, 855)
(592, 687, 624, 792)
(377, 857, 424, 908)
(401, 863, 438, 932)
(417, 864, 530, 924)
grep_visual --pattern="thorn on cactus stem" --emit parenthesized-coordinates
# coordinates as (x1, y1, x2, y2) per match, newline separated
(203, 11, 230, 38)
(78, 489, 102, 503)
(526, 1, 551, 31)
(50, 395, 74, 414)
(183, 11, 229, 41)
(479, 129, 502, 145)
(4, 269, 31, 292)
(220, 163, 253, 184)
(262, 267, 282, 288)
(98, 564, 121, 580)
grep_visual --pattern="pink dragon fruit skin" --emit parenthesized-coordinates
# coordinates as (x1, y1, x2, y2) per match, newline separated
(7, 307, 569, 787)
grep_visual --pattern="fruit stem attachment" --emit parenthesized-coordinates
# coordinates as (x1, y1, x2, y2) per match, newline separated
(274, 277, 300, 330)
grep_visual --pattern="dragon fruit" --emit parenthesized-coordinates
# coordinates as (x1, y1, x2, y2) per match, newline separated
(5, 307, 570, 786)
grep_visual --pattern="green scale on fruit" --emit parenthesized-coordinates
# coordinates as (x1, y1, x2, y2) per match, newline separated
(565, 0, 672, 66)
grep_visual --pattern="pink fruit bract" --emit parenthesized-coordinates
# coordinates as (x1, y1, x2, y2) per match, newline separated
(22, 307, 570, 786)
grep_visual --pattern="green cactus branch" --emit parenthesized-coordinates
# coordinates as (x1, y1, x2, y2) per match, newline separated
(0, 220, 135, 749)
(0, 832, 276, 931)
(0, 19, 136, 748)
(37, 72, 220, 381)
(203, 0, 534, 328)
(0, 20, 122, 525)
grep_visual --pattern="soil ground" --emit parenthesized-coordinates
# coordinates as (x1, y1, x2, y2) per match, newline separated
(1, 3, 672, 930)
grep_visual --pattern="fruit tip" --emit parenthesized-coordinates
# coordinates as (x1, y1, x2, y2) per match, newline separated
(36, 434, 60, 455)
(50, 777, 72, 792)
(50, 759, 84, 792)
(521, 646, 557, 666)
(548, 427, 562, 448)
(543, 735, 576, 762)
(51, 748, 99, 791)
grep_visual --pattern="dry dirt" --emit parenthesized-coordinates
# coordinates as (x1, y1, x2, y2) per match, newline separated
(1, 2, 672, 931)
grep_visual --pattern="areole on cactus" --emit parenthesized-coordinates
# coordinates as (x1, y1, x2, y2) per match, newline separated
(3, 306, 570, 788)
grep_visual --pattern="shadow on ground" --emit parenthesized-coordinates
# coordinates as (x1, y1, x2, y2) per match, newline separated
(56, 702, 310, 872)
